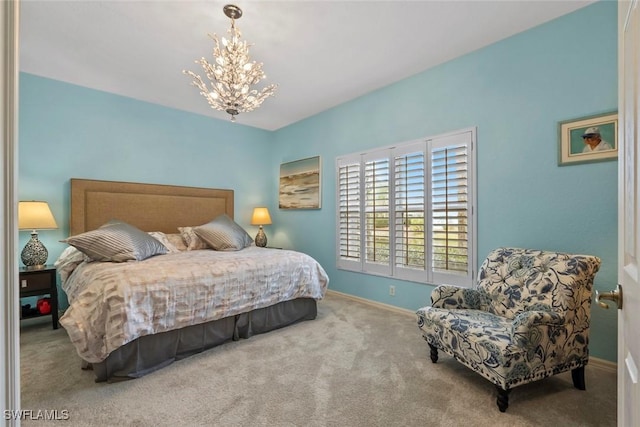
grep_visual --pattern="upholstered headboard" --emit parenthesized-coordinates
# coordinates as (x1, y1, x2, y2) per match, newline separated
(69, 178, 234, 236)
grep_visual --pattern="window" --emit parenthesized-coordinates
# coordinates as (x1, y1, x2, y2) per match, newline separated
(336, 128, 476, 287)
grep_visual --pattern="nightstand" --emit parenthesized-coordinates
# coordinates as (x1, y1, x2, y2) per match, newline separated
(19, 266, 58, 329)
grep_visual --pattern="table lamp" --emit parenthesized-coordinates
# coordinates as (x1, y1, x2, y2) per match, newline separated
(18, 201, 58, 268)
(251, 207, 272, 247)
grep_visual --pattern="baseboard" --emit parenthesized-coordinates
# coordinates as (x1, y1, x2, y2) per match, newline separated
(326, 289, 416, 318)
(325, 289, 619, 372)
(589, 357, 617, 374)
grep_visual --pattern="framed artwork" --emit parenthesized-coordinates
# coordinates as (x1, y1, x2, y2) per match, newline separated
(558, 111, 618, 166)
(279, 156, 321, 209)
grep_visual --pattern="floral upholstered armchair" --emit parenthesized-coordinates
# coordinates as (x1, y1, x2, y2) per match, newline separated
(416, 247, 601, 412)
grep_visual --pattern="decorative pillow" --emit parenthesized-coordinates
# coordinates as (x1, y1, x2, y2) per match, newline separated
(62, 220, 167, 262)
(148, 231, 181, 254)
(194, 214, 253, 251)
(177, 226, 208, 250)
(165, 233, 188, 252)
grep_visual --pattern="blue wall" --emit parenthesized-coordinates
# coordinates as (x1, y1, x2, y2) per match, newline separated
(270, 1, 618, 361)
(18, 74, 275, 307)
(19, 1, 618, 361)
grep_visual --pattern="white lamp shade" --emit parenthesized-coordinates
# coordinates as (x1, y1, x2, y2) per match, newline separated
(251, 207, 272, 226)
(18, 201, 58, 230)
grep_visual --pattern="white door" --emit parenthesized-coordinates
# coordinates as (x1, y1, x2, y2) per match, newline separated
(618, 0, 640, 425)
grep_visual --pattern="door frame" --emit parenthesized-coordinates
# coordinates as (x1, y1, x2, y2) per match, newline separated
(1, 0, 21, 424)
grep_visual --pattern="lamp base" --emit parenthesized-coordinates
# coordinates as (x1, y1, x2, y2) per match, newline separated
(21, 231, 48, 268)
(255, 226, 268, 247)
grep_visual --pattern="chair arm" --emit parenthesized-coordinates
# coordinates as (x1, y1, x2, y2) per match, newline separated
(431, 285, 485, 309)
(511, 310, 565, 339)
(513, 310, 565, 327)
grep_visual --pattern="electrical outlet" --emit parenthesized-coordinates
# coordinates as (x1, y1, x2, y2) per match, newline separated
(389, 285, 396, 296)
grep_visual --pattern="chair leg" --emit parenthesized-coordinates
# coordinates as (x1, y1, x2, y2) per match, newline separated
(571, 366, 586, 390)
(495, 386, 510, 412)
(428, 344, 438, 363)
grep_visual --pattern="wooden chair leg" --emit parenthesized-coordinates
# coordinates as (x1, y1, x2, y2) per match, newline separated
(571, 366, 586, 390)
(495, 386, 510, 412)
(428, 344, 438, 363)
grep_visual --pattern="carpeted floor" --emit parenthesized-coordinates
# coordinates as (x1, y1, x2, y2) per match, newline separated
(19, 292, 616, 426)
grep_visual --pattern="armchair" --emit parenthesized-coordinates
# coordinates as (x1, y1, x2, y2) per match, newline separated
(416, 247, 601, 412)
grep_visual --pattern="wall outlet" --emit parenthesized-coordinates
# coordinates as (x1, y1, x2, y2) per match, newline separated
(389, 285, 396, 296)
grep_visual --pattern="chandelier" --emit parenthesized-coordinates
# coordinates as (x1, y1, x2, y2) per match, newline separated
(183, 4, 277, 122)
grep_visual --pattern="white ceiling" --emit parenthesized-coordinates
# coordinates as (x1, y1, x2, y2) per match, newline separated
(19, 1, 596, 131)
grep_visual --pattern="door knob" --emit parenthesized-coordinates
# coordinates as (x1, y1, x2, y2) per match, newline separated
(595, 284, 623, 310)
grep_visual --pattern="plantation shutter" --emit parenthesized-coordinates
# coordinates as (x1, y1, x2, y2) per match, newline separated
(428, 130, 474, 286)
(393, 142, 427, 282)
(337, 155, 362, 271)
(335, 128, 475, 288)
(363, 150, 391, 275)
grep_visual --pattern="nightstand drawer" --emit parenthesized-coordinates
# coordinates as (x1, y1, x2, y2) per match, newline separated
(20, 272, 52, 292)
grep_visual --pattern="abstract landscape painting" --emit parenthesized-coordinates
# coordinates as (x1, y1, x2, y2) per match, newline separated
(279, 156, 321, 209)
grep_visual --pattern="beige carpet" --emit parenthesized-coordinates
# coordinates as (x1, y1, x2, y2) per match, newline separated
(19, 292, 616, 426)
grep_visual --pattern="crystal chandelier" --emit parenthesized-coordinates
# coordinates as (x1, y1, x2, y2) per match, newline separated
(183, 4, 277, 122)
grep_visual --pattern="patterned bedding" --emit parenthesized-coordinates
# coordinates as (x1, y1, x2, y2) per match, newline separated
(58, 247, 329, 363)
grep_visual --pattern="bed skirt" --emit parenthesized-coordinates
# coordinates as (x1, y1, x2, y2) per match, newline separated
(85, 298, 318, 382)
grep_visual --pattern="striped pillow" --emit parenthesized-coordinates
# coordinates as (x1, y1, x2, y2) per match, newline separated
(63, 221, 167, 262)
(194, 214, 253, 251)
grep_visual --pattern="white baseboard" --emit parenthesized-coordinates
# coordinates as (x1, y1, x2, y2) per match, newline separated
(589, 357, 617, 373)
(326, 289, 417, 318)
(325, 289, 618, 371)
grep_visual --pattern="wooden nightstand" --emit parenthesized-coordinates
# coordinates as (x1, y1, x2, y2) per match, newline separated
(19, 266, 58, 329)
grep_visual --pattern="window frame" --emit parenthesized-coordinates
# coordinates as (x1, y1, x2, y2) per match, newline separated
(335, 127, 477, 288)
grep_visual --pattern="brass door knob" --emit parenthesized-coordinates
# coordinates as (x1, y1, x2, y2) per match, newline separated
(595, 284, 623, 310)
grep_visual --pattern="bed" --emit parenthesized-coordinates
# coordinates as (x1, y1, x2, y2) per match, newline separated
(57, 178, 329, 382)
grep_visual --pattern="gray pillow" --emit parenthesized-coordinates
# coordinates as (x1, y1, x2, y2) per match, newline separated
(62, 220, 167, 262)
(194, 214, 253, 251)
